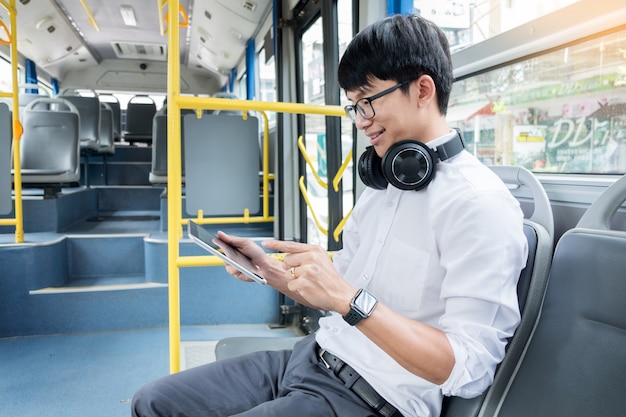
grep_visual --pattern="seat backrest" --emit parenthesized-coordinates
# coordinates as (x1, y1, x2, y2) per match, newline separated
(123, 95, 156, 144)
(148, 105, 191, 185)
(149, 111, 168, 182)
(17, 83, 50, 120)
(0, 102, 11, 215)
(99, 95, 121, 141)
(480, 174, 626, 417)
(98, 102, 115, 154)
(59, 94, 101, 152)
(183, 113, 260, 216)
(18, 97, 81, 184)
(441, 166, 554, 417)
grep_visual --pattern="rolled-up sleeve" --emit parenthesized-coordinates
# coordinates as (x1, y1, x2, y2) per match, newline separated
(437, 189, 527, 397)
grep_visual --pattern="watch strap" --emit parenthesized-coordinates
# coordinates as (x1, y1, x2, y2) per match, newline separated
(343, 307, 365, 326)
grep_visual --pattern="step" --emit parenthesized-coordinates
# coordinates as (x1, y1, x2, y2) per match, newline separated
(66, 234, 146, 279)
(84, 161, 153, 186)
(95, 186, 162, 212)
(30, 276, 167, 294)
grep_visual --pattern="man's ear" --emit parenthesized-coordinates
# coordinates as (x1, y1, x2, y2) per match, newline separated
(415, 74, 437, 108)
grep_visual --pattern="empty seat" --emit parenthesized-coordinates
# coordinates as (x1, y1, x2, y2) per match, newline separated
(149, 105, 192, 185)
(122, 95, 156, 145)
(98, 102, 115, 155)
(478, 174, 626, 417)
(0, 102, 11, 214)
(184, 113, 260, 216)
(215, 166, 554, 417)
(59, 94, 101, 153)
(14, 97, 81, 197)
(17, 83, 50, 120)
(99, 94, 122, 142)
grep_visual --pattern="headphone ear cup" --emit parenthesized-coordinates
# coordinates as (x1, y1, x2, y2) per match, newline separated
(381, 140, 435, 191)
(358, 146, 388, 190)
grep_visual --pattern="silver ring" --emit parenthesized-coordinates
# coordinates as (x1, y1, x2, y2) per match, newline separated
(290, 266, 296, 278)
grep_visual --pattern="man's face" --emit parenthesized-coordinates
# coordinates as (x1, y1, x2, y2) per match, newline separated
(345, 78, 418, 157)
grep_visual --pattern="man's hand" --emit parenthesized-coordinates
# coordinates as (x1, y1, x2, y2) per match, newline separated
(262, 239, 355, 315)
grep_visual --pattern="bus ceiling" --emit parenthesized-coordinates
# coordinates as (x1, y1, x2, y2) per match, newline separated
(4, 0, 273, 93)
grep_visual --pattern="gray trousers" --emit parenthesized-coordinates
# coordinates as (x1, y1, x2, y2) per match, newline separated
(131, 334, 378, 417)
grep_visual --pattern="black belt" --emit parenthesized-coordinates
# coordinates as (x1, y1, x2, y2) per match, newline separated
(318, 347, 404, 417)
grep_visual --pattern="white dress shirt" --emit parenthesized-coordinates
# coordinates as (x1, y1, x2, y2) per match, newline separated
(316, 131, 528, 417)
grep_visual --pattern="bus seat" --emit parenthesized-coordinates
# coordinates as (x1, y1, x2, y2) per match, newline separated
(441, 166, 554, 417)
(0, 102, 11, 215)
(148, 105, 192, 185)
(99, 95, 122, 142)
(478, 174, 626, 417)
(98, 102, 115, 155)
(149, 110, 168, 184)
(17, 83, 50, 120)
(59, 94, 101, 153)
(14, 97, 81, 197)
(122, 95, 156, 145)
(215, 166, 554, 417)
(183, 113, 260, 216)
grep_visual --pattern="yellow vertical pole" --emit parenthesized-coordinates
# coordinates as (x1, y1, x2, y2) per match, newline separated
(9, 0, 24, 243)
(166, 0, 182, 374)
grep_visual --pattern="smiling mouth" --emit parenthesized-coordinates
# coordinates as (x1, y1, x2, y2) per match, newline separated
(368, 130, 384, 146)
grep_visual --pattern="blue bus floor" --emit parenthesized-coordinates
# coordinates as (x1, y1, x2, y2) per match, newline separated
(0, 324, 300, 417)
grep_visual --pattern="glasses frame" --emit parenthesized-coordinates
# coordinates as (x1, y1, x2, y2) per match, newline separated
(344, 80, 411, 122)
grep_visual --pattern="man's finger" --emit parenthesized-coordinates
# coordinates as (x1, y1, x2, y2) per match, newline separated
(262, 239, 311, 253)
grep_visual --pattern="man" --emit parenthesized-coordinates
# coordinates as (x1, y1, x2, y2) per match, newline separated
(132, 14, 527, 417)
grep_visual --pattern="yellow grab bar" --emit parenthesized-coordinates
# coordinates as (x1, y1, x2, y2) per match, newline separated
(79, 0, 100, 31)
(297, 135, 327, 189)
(298, 176, 328, 236)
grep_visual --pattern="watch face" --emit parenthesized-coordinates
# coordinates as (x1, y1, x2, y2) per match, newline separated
(353, 289, 378, 316)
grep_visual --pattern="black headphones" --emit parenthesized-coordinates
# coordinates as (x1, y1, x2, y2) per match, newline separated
(358, 129, 465, 191)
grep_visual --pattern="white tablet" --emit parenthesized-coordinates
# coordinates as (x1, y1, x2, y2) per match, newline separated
(187, 221, 267, 285)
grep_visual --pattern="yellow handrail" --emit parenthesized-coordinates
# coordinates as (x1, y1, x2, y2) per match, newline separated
(79, 0, 100, 32)
(298, 176, 328, 236)
(165, 0, 347, 373)
(0, 0, 24, 243)
(333, 148, 353, 192)
(297, 135, 328, 189)
(295, 135, 354, 239)
(158, 0, 188, 35)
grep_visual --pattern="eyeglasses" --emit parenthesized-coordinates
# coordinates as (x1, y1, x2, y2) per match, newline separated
(344, 80, 411, 123)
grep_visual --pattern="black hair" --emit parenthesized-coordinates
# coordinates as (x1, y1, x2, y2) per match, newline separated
(337, 14, 453, 115)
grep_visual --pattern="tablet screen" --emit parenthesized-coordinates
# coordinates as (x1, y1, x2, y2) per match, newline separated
(187, 221, 267, 285)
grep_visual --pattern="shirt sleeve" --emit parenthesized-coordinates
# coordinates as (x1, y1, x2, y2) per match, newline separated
(437, 189, 527, 397)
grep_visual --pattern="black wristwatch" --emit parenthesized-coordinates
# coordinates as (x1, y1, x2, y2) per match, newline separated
(343, 288, 378, 326)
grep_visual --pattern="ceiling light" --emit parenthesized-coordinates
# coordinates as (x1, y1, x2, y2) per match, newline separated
(35, 17, 53, 31)
(120, 5, 137, 26)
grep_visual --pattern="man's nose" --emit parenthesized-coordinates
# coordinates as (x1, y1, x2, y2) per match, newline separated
(354, 113, 372, 130)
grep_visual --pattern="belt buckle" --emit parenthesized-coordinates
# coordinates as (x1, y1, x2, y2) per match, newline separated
(319, 349, 331, 369)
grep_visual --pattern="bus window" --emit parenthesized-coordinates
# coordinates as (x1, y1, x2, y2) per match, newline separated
(258, 46, 276, 125)
(301, 0, 354, 248)
(415, 0, 581, 52)
(448, 27, 626, 174)
(0, 56, 15, 95)
(302, 17, 327, 247)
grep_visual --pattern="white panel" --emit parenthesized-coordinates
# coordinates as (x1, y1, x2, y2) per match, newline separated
(13, 0, 93, 74)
